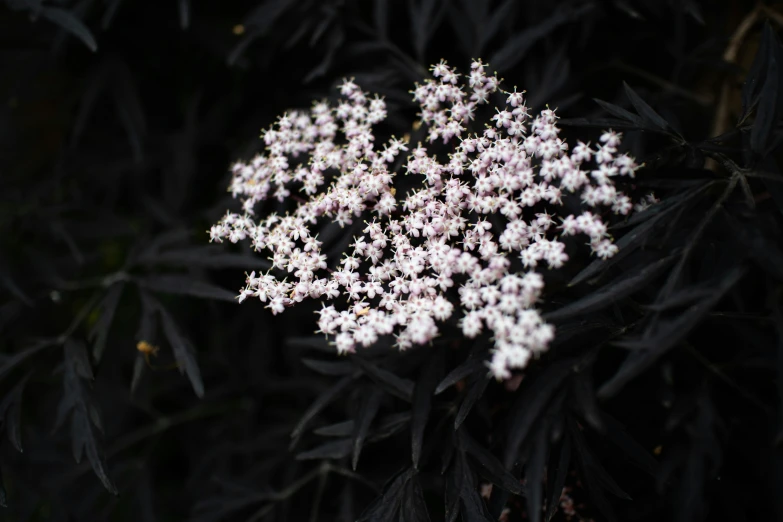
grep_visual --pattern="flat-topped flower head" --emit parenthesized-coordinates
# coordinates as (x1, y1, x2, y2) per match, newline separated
(211, 59, 643, 380)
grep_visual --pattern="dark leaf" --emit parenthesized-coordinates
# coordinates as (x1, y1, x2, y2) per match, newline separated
(401, 475, 431, 522)
(477, 0, 516, 55)
(303, 27, 345, 84)
(569, 370, 603, 432)
(435, 357, 484, 395)
(411, 349, 443, 468)
(545, 253, 678, 321)
(741, 22, 775, 122)
(64, 339, 93, 381)
(454, 374, 490, 430)
(352, 387, 383, 470)
(599, 265, 746, 398)
(138, 274, 237, 302)
(88, 282, 125, 362)
(0, 341, 48, 384)
(350, 355, 414, 401)
(227, 28, 264, 66)
(373, 0, 389, 40)
(158, 305, 205, 398)
(130, 354, 146, 396)
(302, 358, 354, 376)
(111, 61, 147, 163)
(40, 7, 97, 52)
(314, 420, 354, 437)
(526, 421, 551, 522)
(357, 467, 415, 522)
(460, 429, 522, 495)
(368, 412, 411, 443)
(444, 448, 466, 522)
(593, 98, 644, 126)
(545, 436, 571, 522)
(296, 438, 352, 460)
(489, 4, 593, 72)
(291, 374, 357, 445)
(0, 372, 31, 452)
(623, 82, 672, 133)
(504, 361, 571, 468)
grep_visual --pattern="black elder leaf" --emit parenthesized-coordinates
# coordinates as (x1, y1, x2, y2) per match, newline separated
(599, 265, 746, 398)
(750, 39, 782, 156)
(504, 360, 572, 468)
(352, 387, 383, 470)
(303, 27, 345, 84)
(489, 4, 594, 73)
(130, 354, 146, 396)
(368, 412, 411, 443)
(592, 98, 644, 127)
(296, 439, 352, 460)
(0, 341, 49, 384)
(459, 429, 522, 495)
(772, 294, 783, 445)
(444, 447, 466, 522)
(357, 467, 415, 522)
(302, 358, 355, 376)
(615, 180, 713, 230)
(350, 355, 414, 402)
(623, 82, 674, 134)
(227, 27, 263, 67)
(408, 0, 449, 63)
(435, 357, 484, 395)
(39, 7, 98, 52)
(526, 421, 550, 522)
(111, 60, 147, 164)
(568, 370, 603, 433)
(143, 247, 268, 270)
(411, 349, 443, 468)
(401, 475, 431, 522)
(454, 374, 490, 430)
(88, 282, 125, 362)
(477, 0, 516, 55)
(138, 274, 237, 302)
(545, 253, 678, 322)
(57, 344, 117, 495)
(64, 339, 93, 381)
(315, 420, 354, 437)
(741, 22, 777, 123)
(545, 437, 571, 522)
(0, 371, 31, 452)
(291, 374, 357, 446)
(157, 305, 205, 398)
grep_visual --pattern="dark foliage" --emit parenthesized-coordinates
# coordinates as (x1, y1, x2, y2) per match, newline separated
(0, 0, 782, 521)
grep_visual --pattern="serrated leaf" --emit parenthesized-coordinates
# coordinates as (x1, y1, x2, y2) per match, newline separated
(158, 305, 205, 398)
(352, 387, 383, 470)
(40, 7, 97, 52)
(401, 475, 431, 522)
(64, 339, 93, 381)
(291, 374, 357, 445)
(435, 357, 484, 395)
(504, 360, 571, 468)
(623, 82, 672, 133)
(411, 349, 443, 468)
(350, 355, 414, 401)
(0, 372, 31, 452)
(89, 282, 125, 362)
(545, 436, 571, 522)
(357, 467, 415, 522)
(751, 48, 780, 156)
(460, 429, 521, 495)
(138, 274, 237, 302)
(454, 374, 490, 430)
(593, 98, 644, 126)
(489, 4, 593, 72)
(545, 253, 678, 322)
(526, 421, 551, 522)
(569, 371, 603, 432)
(599, 265, 746, 398)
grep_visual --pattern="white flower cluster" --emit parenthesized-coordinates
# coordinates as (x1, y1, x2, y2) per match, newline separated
(210, 59, 641, 379)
